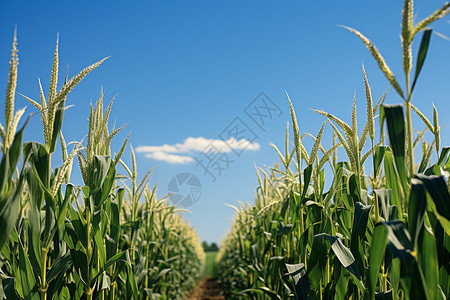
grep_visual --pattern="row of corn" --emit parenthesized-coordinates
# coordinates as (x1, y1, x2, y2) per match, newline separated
(0, 30, 204, 299)
(217, 1, 450, 299)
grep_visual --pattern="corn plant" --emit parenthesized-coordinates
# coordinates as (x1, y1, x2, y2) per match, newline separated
(62, 89, 138, 300)
(0, 30, 30, 255)
(217, 1, 450, 299)
(0, 30, 26, 155)
(0, 32, 205, 300)
(18, 37, 107, 300)
(118, 149, 205, 299)
(119, 145, 153, 264)
(342, 0, 450, 184)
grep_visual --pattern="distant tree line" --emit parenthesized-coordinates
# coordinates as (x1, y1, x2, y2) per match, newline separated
(202, 241, 219, 252)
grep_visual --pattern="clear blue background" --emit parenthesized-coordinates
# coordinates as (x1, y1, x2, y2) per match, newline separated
(1, 0, 449, 244)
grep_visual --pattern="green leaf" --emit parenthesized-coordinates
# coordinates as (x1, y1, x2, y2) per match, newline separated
(301, 165, 313, 202)
(383, 104, 407, 194)
(91, 155, 111, 190)
(0, 117, 30, 249)
(285, 263, 310, 300)
(92, 155, 116, 208)
(435, 220, 450, 297)
(333, 265, 349, 300)
(308, 234, 329, 291)
(374, 189, 398, 221)
(351, 202, 372, 274)
(437, 147, 450, 167)
(383, 149, 404, 216)
(49, 98, 65, 153)
(379, 105, 386, 143)
(46, 254, 72, 288)
(57, 184, 74, 229)
(348, 173, 360, 205)
(0, 163, 27, 250)
(69, 249, 89, 285)
(107, 200, 120, 260)
(1, 116, 30, 188)
(418, 140, 435, 174)
(388, 258, 401, 298)
(240, 287, 281, 299)
(16, 239, 39, 300)
(415, 174, 450, 221)
(316, 233, 365, 292)
(375, 290, 393, 300)
(368, 224, 388, 299)
(417, 226, 439, 300)
(1, 277, 20, 300)
(94, 222, 107, 268)
(374, 146, 386, 178)
(149, 268, 171, 287)
(42, 201, 56, 246)
(408, 178, 427, 246)
(350, 202, 372, 272)
(278, 222, 294, 236)
(411, 29, 432, 93)
(27, 197, 42, 283)
(126, 263, 138, 300)
(56, 286, 71, 300)
(69, 211, 88, 250)
(92, 250, 132, 282)
(380, 221, 414, 262)
(23, 142, 50, 191)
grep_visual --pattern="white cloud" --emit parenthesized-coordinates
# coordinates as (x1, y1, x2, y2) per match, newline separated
(136, 137, 260, 164)
(144, 151, 194, 164)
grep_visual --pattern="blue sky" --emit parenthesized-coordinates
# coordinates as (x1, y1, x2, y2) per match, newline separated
(1, 1, 450, 244)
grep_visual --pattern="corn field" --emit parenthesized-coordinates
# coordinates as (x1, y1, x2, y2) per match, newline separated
(0, 29, 204, 300)
(217, 1, 450, 299)
(2, 0, 450, 299)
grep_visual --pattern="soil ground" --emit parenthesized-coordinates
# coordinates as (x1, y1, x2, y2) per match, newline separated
(186, 277, 225, 300)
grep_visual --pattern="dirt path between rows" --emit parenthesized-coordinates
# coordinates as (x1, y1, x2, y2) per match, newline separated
(186, 277, 225, 300)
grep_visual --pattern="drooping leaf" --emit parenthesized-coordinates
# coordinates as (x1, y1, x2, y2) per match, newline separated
(316, 233, 365, 292)
(380, 221, 414, 262)
(285, 263, 310, 300)
(415, 174, 450, 221)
